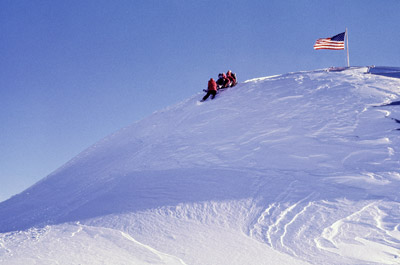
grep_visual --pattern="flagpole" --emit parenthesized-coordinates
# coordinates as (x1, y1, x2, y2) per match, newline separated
(346, 28, 350, 67)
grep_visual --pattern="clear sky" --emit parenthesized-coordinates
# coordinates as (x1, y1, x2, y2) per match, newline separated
(1, 0, 400, 202)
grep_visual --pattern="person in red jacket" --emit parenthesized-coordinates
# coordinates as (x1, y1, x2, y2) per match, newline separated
(201, 78, 217, 101)
(226, 70, 237, 87)
(216, 73, 230, 89)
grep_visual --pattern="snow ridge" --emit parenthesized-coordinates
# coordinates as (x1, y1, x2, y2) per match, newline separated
(1, 67, 400, 264)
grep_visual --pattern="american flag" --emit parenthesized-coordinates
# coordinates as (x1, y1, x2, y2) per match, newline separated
(314, 32, 345, 50)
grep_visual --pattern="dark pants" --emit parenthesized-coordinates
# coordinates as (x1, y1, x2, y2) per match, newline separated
(202, 90, 217, 101)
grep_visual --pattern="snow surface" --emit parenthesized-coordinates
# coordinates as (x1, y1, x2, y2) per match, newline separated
(1, 67, 400, 264)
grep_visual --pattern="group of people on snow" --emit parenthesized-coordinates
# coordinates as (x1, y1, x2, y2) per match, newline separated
(201, 70, 237, 102)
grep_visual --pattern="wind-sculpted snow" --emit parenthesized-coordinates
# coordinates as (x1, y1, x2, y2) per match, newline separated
(1, 67, 400, 264)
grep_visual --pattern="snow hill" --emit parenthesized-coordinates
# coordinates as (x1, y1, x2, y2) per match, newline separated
(1, 67, 400, 265)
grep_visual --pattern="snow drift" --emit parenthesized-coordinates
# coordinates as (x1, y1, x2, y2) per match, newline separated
(1, 67, 400, 265)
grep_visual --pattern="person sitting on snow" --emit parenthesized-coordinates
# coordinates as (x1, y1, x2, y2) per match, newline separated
(201, 78, 217, 102)
(226, 70, 237, 87)
(216, 73, 230, 89)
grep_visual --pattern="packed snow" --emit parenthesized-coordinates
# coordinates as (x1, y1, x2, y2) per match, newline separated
(1, 67, 400, 264)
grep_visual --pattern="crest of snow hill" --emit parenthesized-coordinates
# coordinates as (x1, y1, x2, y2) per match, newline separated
(1, 67, 400, 265)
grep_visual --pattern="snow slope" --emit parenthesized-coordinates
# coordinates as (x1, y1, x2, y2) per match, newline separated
(1, 67, 400, 264)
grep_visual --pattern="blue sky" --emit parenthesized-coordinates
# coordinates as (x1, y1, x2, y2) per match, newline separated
(1, 0, 400, 202)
